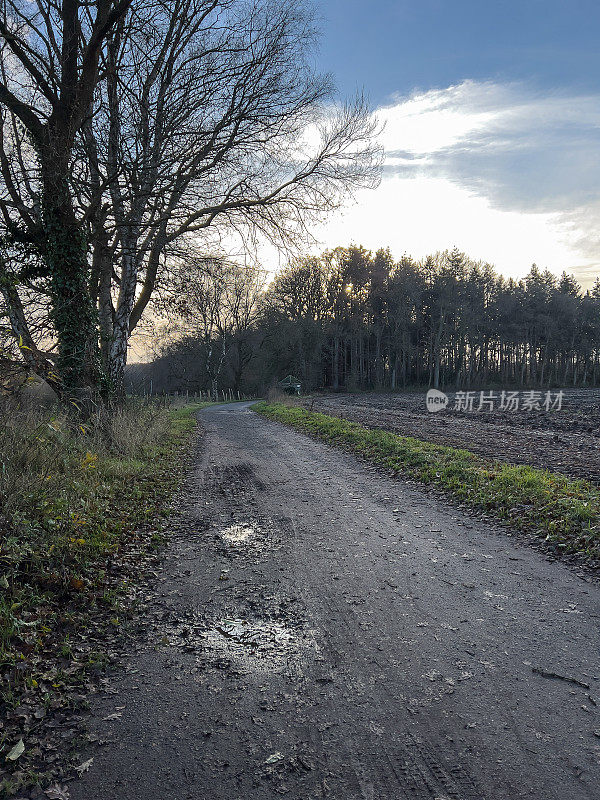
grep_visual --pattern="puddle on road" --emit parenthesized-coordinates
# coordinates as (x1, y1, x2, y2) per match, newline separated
(163, 612, 315, 674)
(199, 616, 315, 673)
(208, 618, 292, 652)
(214, 518, 284, 554)
(220, 523, 255, 544)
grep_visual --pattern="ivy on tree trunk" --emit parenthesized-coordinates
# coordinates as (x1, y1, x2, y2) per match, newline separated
(43, 176, 100, 393)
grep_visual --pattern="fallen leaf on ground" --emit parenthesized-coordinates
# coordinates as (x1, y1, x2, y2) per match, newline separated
(5, 738, 25, 761)
(45, 786, 70, 799)
(265, 752, 284, 764)
(75, 757, 94, 775)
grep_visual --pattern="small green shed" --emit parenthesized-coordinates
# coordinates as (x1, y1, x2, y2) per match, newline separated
(278, 374, 302, 395)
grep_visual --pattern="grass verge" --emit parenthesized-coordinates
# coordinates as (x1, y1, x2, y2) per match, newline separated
(0, 400, 207, 791)
(253, 402, 600, 560)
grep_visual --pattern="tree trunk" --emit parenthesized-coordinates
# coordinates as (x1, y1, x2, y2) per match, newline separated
(332, 335, 339, 390)
(375, 329, 383, 388)
(432, 308, 444, 389)
(108, 235, 141, 395)
(42, 160, 100, 395)
(90, 221, 114, 374)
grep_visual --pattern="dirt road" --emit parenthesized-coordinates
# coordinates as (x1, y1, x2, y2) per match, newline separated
(71, 403, 600, 800)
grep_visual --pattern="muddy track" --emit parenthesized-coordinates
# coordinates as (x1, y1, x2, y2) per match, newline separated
(70, 403, 600, 800)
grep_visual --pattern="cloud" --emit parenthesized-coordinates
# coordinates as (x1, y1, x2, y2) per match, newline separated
(318, 175, 577, 276)
(312, 81, 600, 287)
(381, 81, 600, 214)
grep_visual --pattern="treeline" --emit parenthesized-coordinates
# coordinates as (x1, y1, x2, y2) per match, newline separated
(131, 246, 600, 394)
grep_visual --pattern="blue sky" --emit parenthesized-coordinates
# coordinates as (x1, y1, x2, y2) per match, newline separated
(303, 1, 600, 285)
(318, 0, 600, 104)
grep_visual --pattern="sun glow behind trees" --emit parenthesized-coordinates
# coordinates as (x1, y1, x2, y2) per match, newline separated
(133, 247, 600, 395)
(308, 81, 600, 289)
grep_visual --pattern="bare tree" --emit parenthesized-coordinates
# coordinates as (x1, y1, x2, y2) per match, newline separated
(82, 0, 380, 392)
(0, 0, 134, 394)
(155, 255, 266, 395)
(0, 0, 380, 396)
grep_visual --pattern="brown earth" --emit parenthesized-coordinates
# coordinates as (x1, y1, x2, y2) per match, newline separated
(300, 389, 600, 483)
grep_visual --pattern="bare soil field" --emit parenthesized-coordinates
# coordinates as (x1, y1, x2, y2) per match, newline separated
(300, 388, 600, 484)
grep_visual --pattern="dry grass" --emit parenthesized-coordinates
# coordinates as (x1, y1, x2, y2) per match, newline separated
(265, 386, 300, 406)
(0, 398, 170, 519)
(0, 398, 201, 678)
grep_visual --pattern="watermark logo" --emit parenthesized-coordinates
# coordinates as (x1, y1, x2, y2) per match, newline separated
(426, 388, 449, 413)
(425, 389, 564, 413)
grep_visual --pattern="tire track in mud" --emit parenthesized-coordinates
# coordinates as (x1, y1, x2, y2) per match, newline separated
(198, 444, 482, 798)
(294, 529, 484, 799)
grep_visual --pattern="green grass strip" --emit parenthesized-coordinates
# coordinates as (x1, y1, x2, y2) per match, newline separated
(253, 402, 600, 559)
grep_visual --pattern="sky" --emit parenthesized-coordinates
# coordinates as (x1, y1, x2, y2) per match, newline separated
(298, 0, 600, 288)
